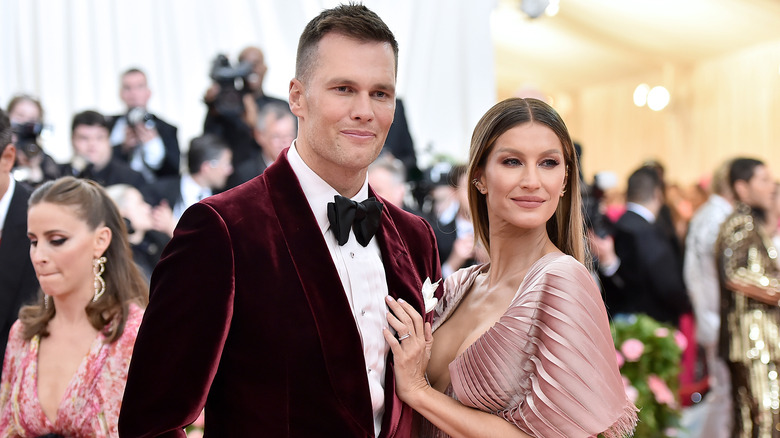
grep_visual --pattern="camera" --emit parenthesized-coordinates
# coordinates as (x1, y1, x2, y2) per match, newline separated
(11, 121, 43, 158)
(127, 107, 156, 130)
(208, 54, 254, 117)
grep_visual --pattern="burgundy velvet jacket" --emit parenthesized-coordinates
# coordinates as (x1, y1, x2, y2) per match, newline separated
(118, 150, 442, 437)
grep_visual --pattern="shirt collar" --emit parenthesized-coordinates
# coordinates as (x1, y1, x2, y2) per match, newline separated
(0, 176, 15, 236)
(181, 173, 210, 203)
(286, 141, 370, 236)
(626, 202, 656, 223)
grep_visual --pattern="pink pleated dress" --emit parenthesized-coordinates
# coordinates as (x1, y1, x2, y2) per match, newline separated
(421, 253, 638, 438)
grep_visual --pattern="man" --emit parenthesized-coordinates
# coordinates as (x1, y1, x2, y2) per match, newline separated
(226, 101, 296, 188)
(109, 68, 181, 182)
(599, 166, 691, 326)
(62, 110, 146, 190)
(204, 45, 288, 167)
(0, 109, 38, 379)
(119, 5, 441, 437)
(683, 160, 734, 438)
(144, 134, 233, 224)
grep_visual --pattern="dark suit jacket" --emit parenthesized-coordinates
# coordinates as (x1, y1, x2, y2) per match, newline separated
(109, 114, 181, 179)
(61, 157, 147, 191)
(0, 182, 39, 378)
(600, 209, 691, 325)
(119, 151, 442, 437)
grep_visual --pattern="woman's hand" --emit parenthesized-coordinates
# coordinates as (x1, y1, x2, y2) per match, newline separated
(383, 296, 433, 406)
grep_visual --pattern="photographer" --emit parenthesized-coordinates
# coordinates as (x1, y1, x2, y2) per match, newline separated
(7, 94, 61, 187)
(109, 68, 181, 182)
(203, 46, 287, 167)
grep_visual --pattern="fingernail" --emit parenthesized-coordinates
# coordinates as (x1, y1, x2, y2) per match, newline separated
(385, 296, 394, 302)
(398, 298, 406, 303)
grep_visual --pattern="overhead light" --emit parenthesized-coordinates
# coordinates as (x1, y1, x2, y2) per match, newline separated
(647, 86, 670, 111)
(520, 0, 550, 19)
(546, 0, 560, 16)
(633, 83, 650, 107)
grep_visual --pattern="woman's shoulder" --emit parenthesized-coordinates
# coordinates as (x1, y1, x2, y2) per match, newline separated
(433, 264, 488, 331)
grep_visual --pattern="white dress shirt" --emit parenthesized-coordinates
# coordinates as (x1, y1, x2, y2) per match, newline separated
(0, 176, 16, 240)
(287, 143, 390, 437)
(173, 174, 211, 221)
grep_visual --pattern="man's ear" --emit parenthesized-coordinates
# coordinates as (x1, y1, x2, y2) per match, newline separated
(288, 78, 306, 118)
(733, 180, 749, 204)
(0, 144, 16, 173)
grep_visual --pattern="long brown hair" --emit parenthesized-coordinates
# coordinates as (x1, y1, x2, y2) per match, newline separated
(467, 98, 587, 265)
(20, 177, 148, 343)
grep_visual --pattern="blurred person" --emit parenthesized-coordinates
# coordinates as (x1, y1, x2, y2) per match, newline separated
(226, 101, 296, 189)
(385, 98, 637, 438)
(716, 158, 780, 438)
(63, 110, 146, 190)
(597, 166, 691, 326)
(7, 94, 61, 186)
(770, 182, 780, 257)
(367, 155, 420, 214)
(430, 165, 485, 278)
(0, 176, 147, 436)
(0, 109, 38, 380)
(203, 46, 288, 167)
(119, 5, 441, 436)
(683, 159, 734, 438)
(144, 134, 232, 223)
(381, 98, 419, 180)
(105, 184, 173, 283)
(109, 68, 181, 182)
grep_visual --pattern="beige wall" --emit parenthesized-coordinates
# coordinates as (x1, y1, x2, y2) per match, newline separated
(528, 40, 780, 190)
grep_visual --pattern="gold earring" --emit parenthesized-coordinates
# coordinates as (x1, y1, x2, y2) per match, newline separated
(44, 294, 50, 309)
(93, 256, 107, 302)
(560, 189, 566, 198)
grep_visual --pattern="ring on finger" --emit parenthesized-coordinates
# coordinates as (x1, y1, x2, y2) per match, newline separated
(398, 333, 411, 341)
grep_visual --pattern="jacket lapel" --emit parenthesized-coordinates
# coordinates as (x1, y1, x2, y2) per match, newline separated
(265, 153, 375, 436)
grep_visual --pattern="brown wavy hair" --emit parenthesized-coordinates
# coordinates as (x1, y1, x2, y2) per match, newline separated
(19, 177, 148, 343)
(467, 98, 587, 265)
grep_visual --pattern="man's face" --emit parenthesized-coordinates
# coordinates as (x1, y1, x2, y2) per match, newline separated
(72, 125, 112, 168)
(257, 114, 296, 162)
(202, 150, 233, 190)
(240, 48, 267, 93)
(290, 33, 396, 185)
(120, 72, 151, 109)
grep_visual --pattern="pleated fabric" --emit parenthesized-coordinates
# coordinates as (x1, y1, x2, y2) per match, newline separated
(422, 252, 638, 438)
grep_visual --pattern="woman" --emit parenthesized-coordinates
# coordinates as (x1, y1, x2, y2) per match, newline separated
(6, 94, 61, 186)
(0, 177, 148, 437)
(715, 158, 780, 438)
(384, 98, 637, 437)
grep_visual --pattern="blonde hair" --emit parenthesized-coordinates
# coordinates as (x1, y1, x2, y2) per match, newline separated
(467, 98, 587, 265)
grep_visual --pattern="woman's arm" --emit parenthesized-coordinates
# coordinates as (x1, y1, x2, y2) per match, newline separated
(384, 297, 531, 438)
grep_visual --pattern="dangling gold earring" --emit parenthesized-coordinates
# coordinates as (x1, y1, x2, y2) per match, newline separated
(93, 256, 107, 302)
(560, 189, 566, 198)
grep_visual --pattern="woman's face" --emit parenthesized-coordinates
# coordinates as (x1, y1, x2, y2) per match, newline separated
(476, 122, 566, 234)
(28, 202, 109, 301)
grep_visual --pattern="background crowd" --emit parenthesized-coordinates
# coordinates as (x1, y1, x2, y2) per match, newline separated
(1, 28, 780, 438)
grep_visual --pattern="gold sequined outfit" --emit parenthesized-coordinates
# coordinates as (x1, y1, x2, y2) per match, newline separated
(717, 204, 780, 437)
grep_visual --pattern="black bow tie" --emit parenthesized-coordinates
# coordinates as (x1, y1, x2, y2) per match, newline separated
(327, 195, 384, 247)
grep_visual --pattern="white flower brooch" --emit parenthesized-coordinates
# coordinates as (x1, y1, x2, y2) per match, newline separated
(421, 277, 442, 313)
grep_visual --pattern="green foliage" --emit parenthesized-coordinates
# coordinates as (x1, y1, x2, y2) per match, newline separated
(611, 314, 683, 437)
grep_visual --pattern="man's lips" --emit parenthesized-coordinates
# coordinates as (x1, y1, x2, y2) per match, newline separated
(341, 129, 375, 140)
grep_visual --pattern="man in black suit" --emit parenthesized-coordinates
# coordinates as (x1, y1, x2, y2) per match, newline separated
(598, 166, 691, 326)
(62, 110, 147, 190)
(0, 109, 38, 379)
(145, 134, 233, 223)
(109, 68, 181, 182)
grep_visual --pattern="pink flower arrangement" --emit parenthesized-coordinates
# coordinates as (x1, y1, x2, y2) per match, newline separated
(620, 338, 645, 361)
(654, 327, 669, 337)
(622, 376, 639, 403)
(648, 374, 678, 408)
(615, 350, 625, 368)
(674, 330, 688, 350)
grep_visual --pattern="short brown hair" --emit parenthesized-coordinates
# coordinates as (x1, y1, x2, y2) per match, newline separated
(20, 177, 148, 343)
(295, 3, 398, 84)
(467, 98, 587, 264)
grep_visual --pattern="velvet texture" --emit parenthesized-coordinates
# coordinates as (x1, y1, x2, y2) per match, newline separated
(119, 150, 441, 437)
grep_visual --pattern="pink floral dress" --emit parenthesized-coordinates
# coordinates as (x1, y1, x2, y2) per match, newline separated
(0, 304, 143, 437)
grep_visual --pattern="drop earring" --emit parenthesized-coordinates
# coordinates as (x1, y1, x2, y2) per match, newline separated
(93, 256, 107, 302)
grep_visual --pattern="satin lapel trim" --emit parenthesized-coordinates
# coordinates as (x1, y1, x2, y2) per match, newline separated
(265, 154, 375, 436)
